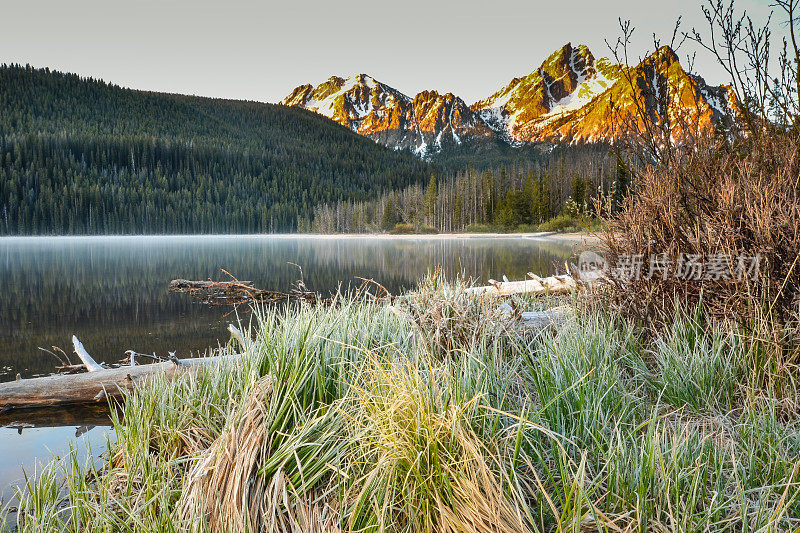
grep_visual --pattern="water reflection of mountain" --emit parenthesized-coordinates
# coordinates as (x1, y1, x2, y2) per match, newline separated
(0, 236, 574, 381)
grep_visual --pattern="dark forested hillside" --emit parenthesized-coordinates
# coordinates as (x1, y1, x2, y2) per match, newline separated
(0, 64, 432, 234)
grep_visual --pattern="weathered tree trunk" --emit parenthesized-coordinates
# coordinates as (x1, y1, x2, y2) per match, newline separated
(466, 273, 578, 296)
(0, 325, 252, 411)
(0, 354, 242, 410)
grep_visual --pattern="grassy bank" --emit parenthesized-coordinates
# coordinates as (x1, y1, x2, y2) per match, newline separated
(4, 275, 799, 532)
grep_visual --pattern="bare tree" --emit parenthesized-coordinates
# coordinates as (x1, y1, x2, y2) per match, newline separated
(687, 0, 799, 133)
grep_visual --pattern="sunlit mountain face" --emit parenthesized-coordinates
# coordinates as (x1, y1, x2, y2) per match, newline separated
(282, 43, 737, 157)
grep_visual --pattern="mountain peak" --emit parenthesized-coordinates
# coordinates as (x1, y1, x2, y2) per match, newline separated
(347, 73, 378, 86)
(471, 42, 611, 142)
(413, 90, 461, 103)
(651, 45, 679, 64)
(282, 43, 736, 155)
(539, 42, 595, 81)
(280, 75, 491, 158)
(636, 46, 681, 74)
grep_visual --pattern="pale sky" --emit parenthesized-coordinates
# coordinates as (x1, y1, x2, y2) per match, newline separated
(0, 0, 778, 105)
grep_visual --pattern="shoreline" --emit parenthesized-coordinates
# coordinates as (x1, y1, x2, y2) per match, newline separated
(294, 231, 600, 244)
(0, 231, 600, 243)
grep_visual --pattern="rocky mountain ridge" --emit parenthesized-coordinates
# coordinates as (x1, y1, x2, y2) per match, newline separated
(281, 43, 736, 157)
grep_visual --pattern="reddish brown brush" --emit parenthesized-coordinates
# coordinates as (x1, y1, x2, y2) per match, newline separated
(600, 132, 800, 340)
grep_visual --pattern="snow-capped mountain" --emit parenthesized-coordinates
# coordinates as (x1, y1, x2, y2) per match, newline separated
(281, 44, 736, 156)
(280, 74, 493, 157)
(475, 44, 737, 144)
(471, 43, 623, 143)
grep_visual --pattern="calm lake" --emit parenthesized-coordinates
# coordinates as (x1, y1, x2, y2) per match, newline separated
(0, 234, 578, 505)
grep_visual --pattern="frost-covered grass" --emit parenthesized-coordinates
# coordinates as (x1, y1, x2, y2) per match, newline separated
(3, 276, 800, 532)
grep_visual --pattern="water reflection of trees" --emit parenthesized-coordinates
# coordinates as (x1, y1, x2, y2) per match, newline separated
(0, 237, 574, 380)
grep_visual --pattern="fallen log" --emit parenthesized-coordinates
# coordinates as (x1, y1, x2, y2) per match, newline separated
(0, 353, 243, 410)
(465, 264, 604, 297)
(520, 307, 571, 330)
(493, 302, 572, 333)
(466, 273, 578, 296)
(0, 325, 254, 411)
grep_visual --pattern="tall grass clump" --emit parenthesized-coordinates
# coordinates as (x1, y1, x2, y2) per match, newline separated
(645, 305, 753, 414)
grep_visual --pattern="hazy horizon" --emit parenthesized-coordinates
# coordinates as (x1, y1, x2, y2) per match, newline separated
(1, 0, 776, 105)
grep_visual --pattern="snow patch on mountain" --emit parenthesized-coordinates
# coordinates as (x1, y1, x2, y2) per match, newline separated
(548, 69, 612, 115)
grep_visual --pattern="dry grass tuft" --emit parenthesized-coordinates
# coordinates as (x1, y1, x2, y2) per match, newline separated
(397, 269, 564, 357)
(179, 375, 274, 532)
(397, 269, 505, 357)
(179, 372, 344, 533)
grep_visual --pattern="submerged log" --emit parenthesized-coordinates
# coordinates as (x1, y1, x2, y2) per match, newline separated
(0, 404, 117, 433)
(169, 278, 320, 306)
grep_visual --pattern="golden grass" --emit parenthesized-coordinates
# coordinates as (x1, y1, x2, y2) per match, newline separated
(343, 356, 528, 533)
(179, 375, 273, 532)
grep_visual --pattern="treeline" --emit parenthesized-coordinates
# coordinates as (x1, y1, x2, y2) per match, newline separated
(0, 64, 431, 234)
(308, 146, 629, 233)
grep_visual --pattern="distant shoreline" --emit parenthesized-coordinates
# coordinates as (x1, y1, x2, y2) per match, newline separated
(0, 232, 600, 243)
(297, 232, 601, 244)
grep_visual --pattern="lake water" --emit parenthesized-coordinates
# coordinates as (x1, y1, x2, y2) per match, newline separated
(0, 234, 578, 507)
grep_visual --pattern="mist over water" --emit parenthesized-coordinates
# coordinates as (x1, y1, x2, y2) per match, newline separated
(0, 235, 575, 381)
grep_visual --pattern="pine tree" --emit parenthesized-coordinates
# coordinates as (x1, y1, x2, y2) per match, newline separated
(612, 153, 630, 214)
(424, 173, 438, 226)
(453, 193, 462, 229)
(381, 196, 399, 231)
(482, 170, 495, 223)
(571, 175, 587, 213)
(530, 173, 551, 224)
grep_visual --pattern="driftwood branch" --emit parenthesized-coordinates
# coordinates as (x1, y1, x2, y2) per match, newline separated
(169, 278, 321, 306)
(72, 335, 105, 372)
(227, 324, 254, 352)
